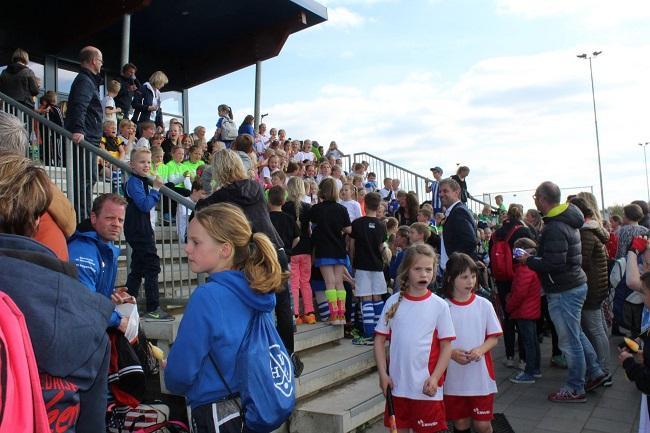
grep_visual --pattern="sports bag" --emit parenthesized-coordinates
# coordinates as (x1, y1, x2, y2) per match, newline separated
(106, 402, 169, 433)
(219, 117, 238, 141)
(213, 312, 295, 432)
(490, 225, 521, 282)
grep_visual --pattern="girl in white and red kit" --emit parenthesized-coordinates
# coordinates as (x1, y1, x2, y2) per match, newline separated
(374, 244, 455, 433)
(443, 252, 502, 433)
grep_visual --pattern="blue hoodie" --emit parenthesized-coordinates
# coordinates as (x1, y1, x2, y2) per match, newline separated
(165, 270, 276, 409)
(67, 227, 121, 328)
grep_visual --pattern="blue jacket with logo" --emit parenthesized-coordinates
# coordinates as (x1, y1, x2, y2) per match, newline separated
(68, 227, 121, 328)
(165, 270, 276, 409)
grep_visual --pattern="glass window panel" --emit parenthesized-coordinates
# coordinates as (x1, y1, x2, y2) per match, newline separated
(57, 67, 78, 94)
(160, 91, 182, 115)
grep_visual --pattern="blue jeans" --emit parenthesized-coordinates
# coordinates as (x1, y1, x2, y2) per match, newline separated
(517, 319, 540, 375)
(547, 284, 604, 394)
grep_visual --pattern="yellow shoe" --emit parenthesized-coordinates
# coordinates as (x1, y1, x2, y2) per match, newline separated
(304, 312, 317, 324)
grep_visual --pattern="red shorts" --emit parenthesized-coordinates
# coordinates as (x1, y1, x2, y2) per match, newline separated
(384, 396, 447, 433)
(444, 394, 495, 421)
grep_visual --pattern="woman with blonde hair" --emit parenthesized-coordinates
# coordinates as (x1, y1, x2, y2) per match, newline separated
(165, 203, 289, 432)
(131, 70, 168, 131)
(196, 149, 300, 374)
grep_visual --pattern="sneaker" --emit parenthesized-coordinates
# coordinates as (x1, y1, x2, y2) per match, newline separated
(295, 315, 304, 325)
(352, 336, 373, 346)
(585, 373, 608, 392)
(517, 359, 526, 371)
(291, 353, 304, 378)
(602, 374, 613, 387)
(548, 389, 586, 403)
(503, 357, 516, 368)
(551, 355, 567, 369)
(533, 370, 543, 379)
(347, 327, 362, 340)
(304, 313, 317, 325)
(144, 307, 175, 321)
(510, 372, 536, 384)
(334, 315, 346, 325)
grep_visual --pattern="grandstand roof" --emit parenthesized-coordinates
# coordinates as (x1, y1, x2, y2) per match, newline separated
(0, 0, 327, 91)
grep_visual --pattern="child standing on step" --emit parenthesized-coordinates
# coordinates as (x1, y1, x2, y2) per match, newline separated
(350, 192, 388, 344)
(309, 177, 351, 325)
(375, 244, 455, 433)
(283, 177, 317, 325)
(442, 253, 502, 433)
(124, 147, 173, 321)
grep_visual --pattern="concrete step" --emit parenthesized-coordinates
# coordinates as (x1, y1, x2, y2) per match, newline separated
(295, 322, 344, 353)
(291, 373, 384, 433)
(296, 341, 376, 399)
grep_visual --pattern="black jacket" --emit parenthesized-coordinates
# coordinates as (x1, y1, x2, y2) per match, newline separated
(115, 74, 140, 115)
(526, 203, 587, 293)
(443, 201, 477, 260)
(0, 62, 39, 107)
(0, 234, 113, 433)
(195, 179, 284, 248)
(131, 83, 163, 128)
(64, 68, 103, 145)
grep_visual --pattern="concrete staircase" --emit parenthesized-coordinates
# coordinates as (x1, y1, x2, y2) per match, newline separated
(141, 319, 385, 433)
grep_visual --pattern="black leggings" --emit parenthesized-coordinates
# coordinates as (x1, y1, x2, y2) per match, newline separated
(275, 249, 294, 354)
(538, 295, 561, 357)
(496, 281, 525, 359)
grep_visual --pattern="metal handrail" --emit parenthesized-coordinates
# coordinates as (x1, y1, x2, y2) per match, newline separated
(0, 90, 195, 212)
(0, 90, 198, 302)
(351, 151, 496, 214)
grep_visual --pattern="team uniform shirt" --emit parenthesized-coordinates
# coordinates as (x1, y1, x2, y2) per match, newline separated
(444, 294, 502, 396)
(294, 151, 315, 162)
(340, 199, 363, 222)
(135, 136, 150, 149)
(309, 201, 351, 259)
(375, 291, 456, 401)
(101, 95, 117, 123)
(351, 216, 386, 272)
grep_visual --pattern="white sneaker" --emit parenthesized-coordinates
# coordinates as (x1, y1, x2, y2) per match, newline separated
(518, 360, 526, 371)
(503, 357, 515, 368)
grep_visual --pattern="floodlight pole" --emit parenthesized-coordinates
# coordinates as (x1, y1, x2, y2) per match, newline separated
(578, 51, 606, 214)
(640, 142, 650, 202)
(254, 61, 262, 132)
(121, 14, 131, 66)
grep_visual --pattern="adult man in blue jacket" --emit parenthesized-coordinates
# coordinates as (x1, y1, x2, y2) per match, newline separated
(68, 193, 131, 331)
(64, 46, 104, 219)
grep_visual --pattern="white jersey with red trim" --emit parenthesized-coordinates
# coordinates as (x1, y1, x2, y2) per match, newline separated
(444, 293, 503, 396)
(375, 291, 456, 401)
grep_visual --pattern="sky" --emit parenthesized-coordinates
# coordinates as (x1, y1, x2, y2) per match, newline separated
(187, 0, 650, 211)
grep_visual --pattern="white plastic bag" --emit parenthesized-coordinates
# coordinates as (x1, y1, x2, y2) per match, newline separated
(116, 303, 140, 343)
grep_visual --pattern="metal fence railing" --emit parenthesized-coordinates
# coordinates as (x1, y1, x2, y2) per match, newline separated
(0, 90, 198, 304)
(351, 152, 495, 216)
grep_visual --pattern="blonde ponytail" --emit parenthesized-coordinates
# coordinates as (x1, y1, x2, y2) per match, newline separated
(244, 232, 288, 293)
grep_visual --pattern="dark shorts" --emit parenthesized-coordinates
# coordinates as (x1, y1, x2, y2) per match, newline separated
(191, 399, 253, 433)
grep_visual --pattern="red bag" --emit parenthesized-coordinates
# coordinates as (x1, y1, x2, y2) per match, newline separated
(489, 225, 521, 282)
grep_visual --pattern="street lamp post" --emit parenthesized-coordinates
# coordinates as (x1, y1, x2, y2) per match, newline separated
(640, 142, 650, 202)
(577, 51, 605, 213)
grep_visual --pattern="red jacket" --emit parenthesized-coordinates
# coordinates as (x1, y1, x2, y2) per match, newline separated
(506, 263, 541, 320)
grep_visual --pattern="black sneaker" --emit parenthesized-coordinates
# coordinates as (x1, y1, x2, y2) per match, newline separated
(602, 374, 613, 387)
(144, 307, 175, 321)
(291, 353, 304, 378)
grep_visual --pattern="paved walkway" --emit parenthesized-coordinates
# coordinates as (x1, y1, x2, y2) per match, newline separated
(365, 337, 642, 433)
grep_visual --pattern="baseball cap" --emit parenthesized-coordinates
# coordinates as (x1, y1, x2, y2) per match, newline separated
(430, 166, 443, 173)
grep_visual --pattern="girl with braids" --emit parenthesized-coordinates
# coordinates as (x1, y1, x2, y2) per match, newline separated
(374, 244, 455, 433)
(282, 176, 316, 324)
(442, 253, 502, 433)
(165, 203, 288, 432)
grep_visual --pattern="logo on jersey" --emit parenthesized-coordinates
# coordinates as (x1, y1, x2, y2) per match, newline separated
(270, 344, 293, 397)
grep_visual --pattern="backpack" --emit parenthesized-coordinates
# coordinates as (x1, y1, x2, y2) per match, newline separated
(213, 312, 295, 432)
(489, 225, 521, 282)
(219, 117, 238, 141)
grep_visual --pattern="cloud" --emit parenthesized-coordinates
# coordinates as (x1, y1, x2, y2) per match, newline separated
(325, 7, 366, 28)
(496, 0, 650, 28)
(190, 44, 650, 209)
